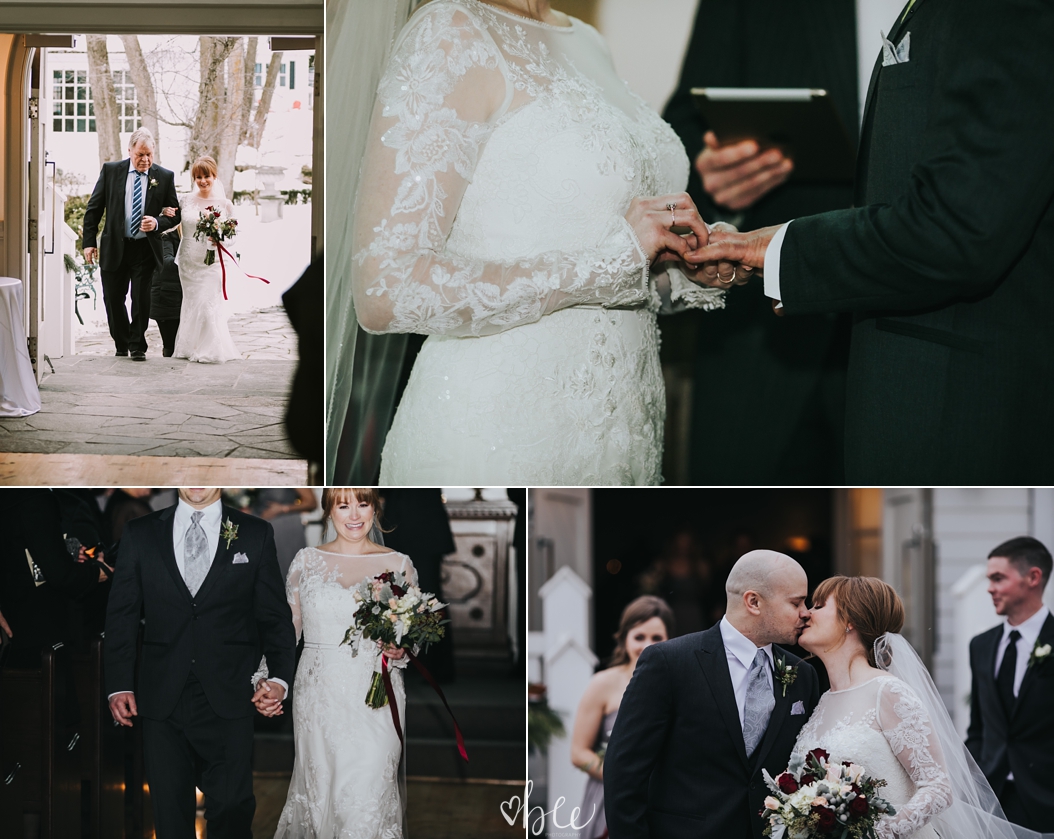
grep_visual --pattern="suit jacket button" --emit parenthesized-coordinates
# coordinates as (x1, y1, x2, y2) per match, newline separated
(191, 659, 196, 664)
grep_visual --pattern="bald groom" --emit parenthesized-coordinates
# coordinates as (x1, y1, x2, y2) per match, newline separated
(605, 551, 820, 839)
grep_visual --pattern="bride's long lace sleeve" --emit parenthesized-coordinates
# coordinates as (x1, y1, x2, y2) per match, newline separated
(352, 3, 650, 337)
(253, 550, 304, 686)
(875, 679, 954, 838)
(286, 550, 304, 644)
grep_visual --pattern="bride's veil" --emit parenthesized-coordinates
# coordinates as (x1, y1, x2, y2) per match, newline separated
(874, 633, 1053, 839)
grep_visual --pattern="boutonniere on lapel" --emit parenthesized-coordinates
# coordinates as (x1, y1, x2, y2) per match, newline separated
(775, 652, 798, 697)
(148, 176, 158, 190)
(1027, 640, 1051, 670)
(221, 517, 239, 549)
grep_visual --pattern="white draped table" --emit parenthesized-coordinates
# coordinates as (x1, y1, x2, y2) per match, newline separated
(0, 276, 41, 417)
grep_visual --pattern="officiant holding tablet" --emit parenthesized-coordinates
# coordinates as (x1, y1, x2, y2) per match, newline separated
(664, 0, 905, 485)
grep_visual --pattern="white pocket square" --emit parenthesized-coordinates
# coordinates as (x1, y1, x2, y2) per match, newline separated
(232, 552, 249, 564)
(791, 700, 806, 716)
(881, 30, 910, 66)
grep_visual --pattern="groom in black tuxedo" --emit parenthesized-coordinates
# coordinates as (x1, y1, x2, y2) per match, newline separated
(82, 127, 180, 360)
(966, 537, 1054, 832)
(104, 488, 296, 839)
(605, 551, 819, 839)
(693, 0, 1054, 484)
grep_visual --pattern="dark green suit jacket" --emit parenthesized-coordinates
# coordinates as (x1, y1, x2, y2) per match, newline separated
(778, 0, 1054, 483)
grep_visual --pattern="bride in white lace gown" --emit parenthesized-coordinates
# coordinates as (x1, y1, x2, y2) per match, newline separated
(172, 156, 240, 363)
(352, 0, 733, 485)
(273, 489, 412, 839)
(792, 577, 954, 839)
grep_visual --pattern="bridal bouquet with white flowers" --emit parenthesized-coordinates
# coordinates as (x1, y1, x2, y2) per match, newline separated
(340, 569, 448, 709)
(761, 748, 896, 839)
(193, 206, 238, 266)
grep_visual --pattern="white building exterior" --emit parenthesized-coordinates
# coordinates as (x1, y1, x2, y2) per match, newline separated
(44, 35, 314, 196)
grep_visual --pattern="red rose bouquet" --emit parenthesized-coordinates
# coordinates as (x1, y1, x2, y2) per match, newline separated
(760, 747, 896, 839)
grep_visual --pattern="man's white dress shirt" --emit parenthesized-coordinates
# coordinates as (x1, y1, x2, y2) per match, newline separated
(720, 615, 774, 728)
(124, 163, 154, 239)
(110, 498, 287, 699)
(763, 0, 907, 303)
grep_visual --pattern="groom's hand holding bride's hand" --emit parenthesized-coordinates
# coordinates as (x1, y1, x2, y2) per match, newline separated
(252, 679, 287, 717)
(681, 221, 753, 288)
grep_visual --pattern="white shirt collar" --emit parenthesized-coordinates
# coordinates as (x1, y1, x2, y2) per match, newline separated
(128, 162, 148, 175)
(720, 615, 773, 670)
(1003, 604, 1050, 646)
(174, 497, 223, 530)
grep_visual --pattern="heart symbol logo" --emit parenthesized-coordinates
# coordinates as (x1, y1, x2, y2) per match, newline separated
(500, 793, 522, 826)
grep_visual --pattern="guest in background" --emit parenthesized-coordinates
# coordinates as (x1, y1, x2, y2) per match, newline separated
(571, 596, 675, 839)
(251, 488, 318, 582)
(53, 488, 111, 642)
(967, 537, 1054, 832)
(151, 230, 183, 357)
(103, 488, 154, 544)
(0, 489, 112, 669)
(380, 489, 458, 682)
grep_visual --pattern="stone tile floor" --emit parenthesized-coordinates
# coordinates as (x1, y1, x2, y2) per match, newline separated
(1, 307, 303, 461)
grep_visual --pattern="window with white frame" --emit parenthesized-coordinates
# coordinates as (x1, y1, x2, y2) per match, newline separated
(52, 68, 95, 133)
(254, 60, 289, 89)
(113, 70, 142, 134)
(51, 68, 141, 134)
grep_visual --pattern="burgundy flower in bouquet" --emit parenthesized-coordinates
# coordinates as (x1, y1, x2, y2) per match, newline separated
(759, 747, 896, 839)
(193, 206, 238, 266)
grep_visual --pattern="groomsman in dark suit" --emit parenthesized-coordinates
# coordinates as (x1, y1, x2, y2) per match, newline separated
(605, 551, 819, 839)
(967, 537, 1054, 832)
(693, 0, 1054, 484)
(104, 488, 296, 839)
(82, 128, 180, 361)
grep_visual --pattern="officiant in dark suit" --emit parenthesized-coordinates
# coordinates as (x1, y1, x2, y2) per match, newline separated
(664, 0, 909, 484)
(82, 127, 180, 361)
(967, 537, 1054, 833)
(103, 488, 296, 839)
(605, 551, 819, 839)
(692, 0, 1054, 484)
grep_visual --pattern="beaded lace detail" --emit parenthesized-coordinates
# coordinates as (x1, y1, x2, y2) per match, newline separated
(791, 676, 953, 839)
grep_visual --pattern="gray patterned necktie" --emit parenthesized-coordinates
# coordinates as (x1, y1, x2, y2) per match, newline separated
(184, 511, 209, 596)
(742, 649, 775, 758)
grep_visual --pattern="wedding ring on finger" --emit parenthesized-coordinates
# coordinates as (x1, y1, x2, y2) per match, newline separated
(719, 269, 737, 285)
(666, 201, 677, 228)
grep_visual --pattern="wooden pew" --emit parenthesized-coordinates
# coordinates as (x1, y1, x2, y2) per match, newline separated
(0, 645, 83, 838)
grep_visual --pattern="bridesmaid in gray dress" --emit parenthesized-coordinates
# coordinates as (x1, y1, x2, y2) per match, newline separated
(571, 596, 676, 838)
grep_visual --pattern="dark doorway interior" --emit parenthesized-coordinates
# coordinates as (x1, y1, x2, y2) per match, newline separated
(591, 489, 835, 665)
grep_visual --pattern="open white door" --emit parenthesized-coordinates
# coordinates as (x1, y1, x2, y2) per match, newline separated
(26, 44, 46, 382)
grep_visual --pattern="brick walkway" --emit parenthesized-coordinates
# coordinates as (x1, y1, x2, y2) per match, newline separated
(0, 307, 303, 464)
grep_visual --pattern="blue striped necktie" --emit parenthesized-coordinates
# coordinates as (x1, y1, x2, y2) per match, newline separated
(129, 171, 143, 236)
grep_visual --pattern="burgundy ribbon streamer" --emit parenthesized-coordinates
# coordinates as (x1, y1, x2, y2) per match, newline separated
(378, 652, 469, 763)
(215, 241, 271, 300)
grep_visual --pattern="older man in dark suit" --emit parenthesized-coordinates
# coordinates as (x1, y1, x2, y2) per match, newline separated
(82, 128, 180, 361)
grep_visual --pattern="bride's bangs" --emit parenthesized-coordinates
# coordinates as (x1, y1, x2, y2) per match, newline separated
(322, 487, 380, 512)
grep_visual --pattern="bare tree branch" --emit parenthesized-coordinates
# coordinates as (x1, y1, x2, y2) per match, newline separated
(119, 35, 160, 150)
(249, 50, 283, 149)
(85, 35, 121, 166)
